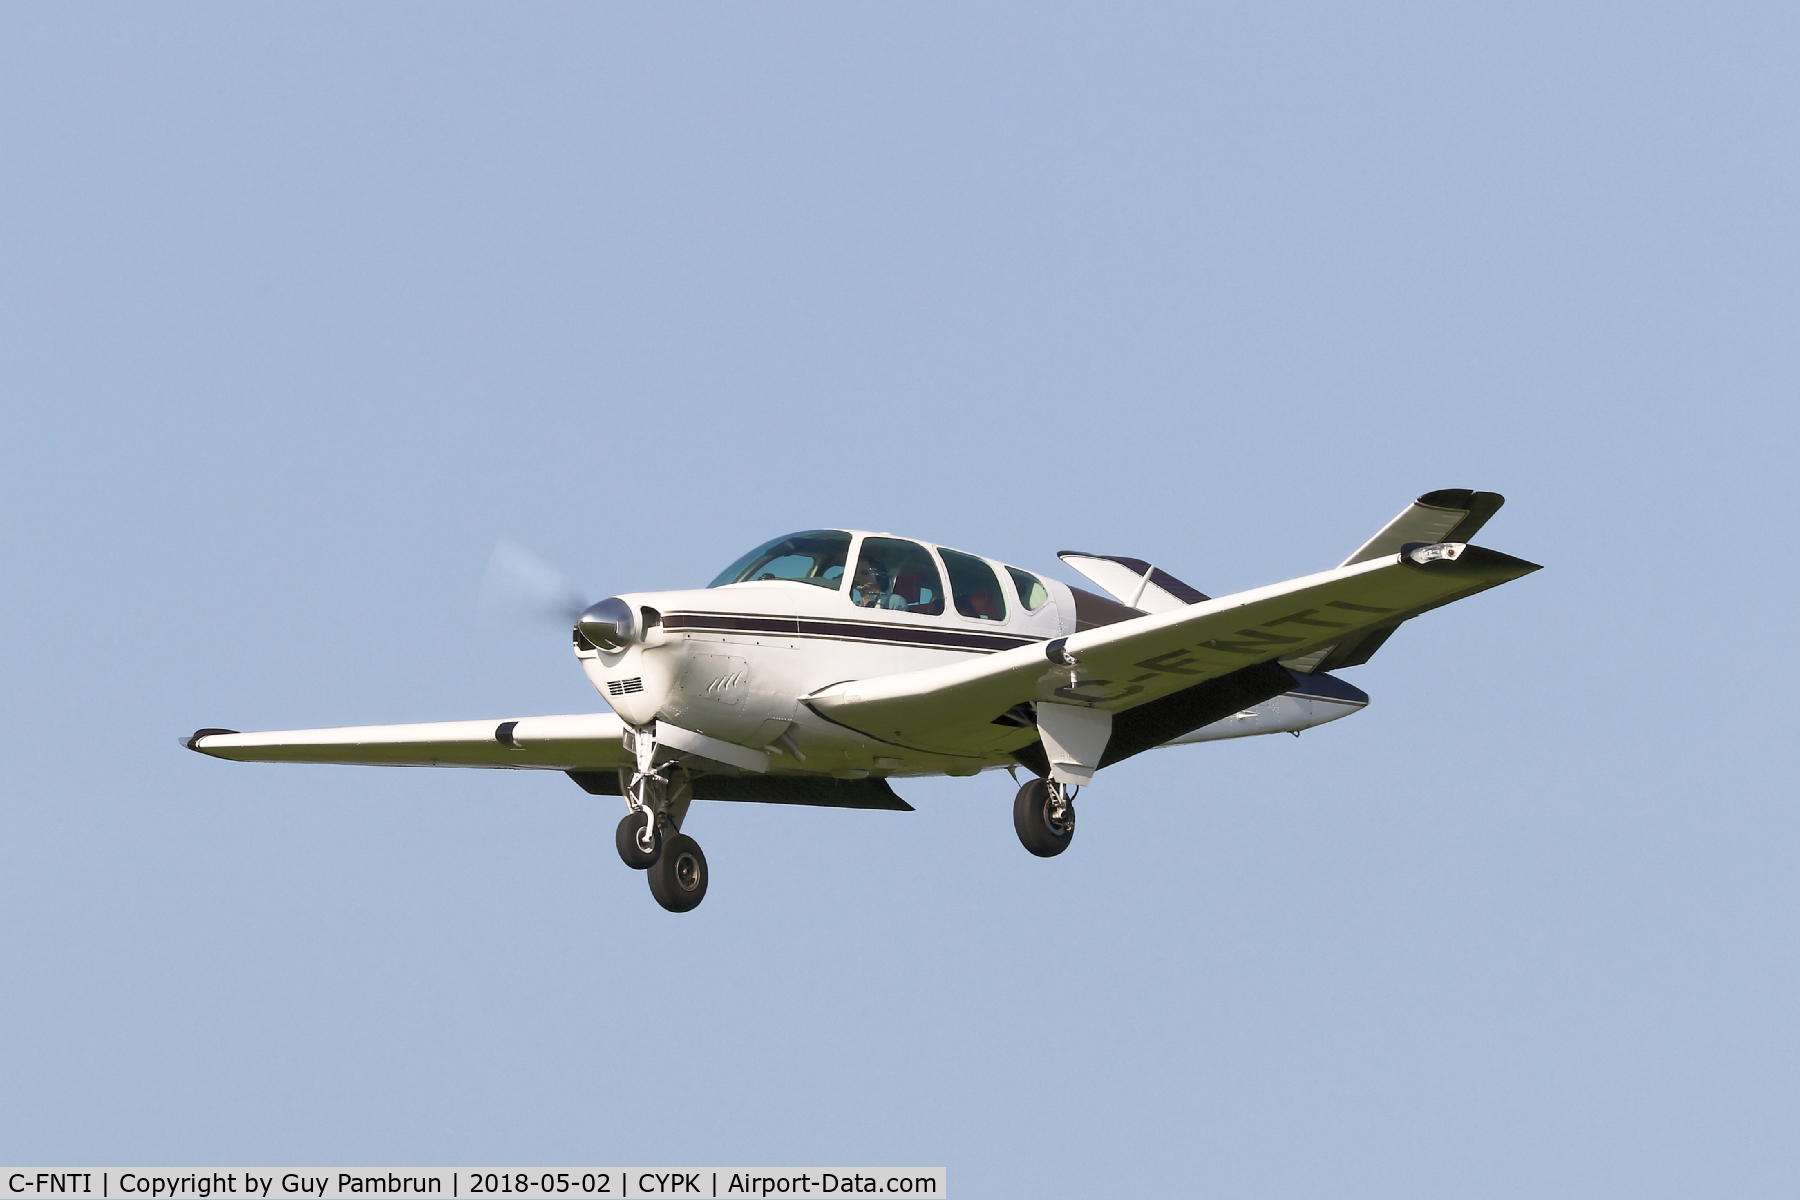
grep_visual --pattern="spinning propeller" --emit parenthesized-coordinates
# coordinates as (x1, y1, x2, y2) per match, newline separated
(478, 540, 639, 651)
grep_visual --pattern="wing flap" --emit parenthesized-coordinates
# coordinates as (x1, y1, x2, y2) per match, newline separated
(564, 769, 913, 810)
(187, 712, 630, 770)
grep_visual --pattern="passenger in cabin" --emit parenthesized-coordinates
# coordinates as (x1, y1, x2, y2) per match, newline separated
(851, 561, 904, 609)
(851, 538, 946, 614)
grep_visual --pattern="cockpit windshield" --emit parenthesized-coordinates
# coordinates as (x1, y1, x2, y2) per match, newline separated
(709, 530, 852, 590)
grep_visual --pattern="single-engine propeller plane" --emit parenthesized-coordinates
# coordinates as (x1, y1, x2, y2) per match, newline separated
(187, 489, 1539, 912)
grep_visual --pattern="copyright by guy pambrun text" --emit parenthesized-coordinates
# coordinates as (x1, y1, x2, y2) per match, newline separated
(3, 1173, 944, 1200)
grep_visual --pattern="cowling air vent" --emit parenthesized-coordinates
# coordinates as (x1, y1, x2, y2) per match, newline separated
(607, 677, 645, 697)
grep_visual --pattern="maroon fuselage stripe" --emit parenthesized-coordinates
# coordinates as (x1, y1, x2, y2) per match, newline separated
(663, 611, 1041, 653)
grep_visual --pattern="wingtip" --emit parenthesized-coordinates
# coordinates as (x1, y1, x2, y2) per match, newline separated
(1401, 543, 1541, 578)
(183, 727, 240, 752)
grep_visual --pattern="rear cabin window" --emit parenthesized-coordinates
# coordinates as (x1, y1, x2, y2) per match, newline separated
(941, 548, 1008, 622)
(850, 538, 944, 615)
(709, 530, 850, 590)
(1007, 567, 1050, 610)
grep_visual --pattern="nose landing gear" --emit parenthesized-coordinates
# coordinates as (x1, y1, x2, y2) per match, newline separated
(1013, 776, 1076, 857)
(618, 809, 709, 912)
(617, 724, 710, 912)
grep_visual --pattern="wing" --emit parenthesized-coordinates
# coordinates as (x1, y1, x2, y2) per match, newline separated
(189, 714, 918, 811)
(804, 542, 1540, 761)
(185, 712, 630, 770)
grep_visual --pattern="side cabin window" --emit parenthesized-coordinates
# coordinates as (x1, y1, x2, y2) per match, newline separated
(941, 548, 1008, 621)
(709, 530, 850, 590)
(850, 537, 944, 615)
(1007, 567, 1050, 610)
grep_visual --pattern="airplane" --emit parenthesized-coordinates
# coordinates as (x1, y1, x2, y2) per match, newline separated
(186, 489, 1539, 913)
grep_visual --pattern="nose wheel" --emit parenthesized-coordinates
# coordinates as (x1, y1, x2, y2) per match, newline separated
(615, 810, 663, 870)
(1014, 777, 1076, 857)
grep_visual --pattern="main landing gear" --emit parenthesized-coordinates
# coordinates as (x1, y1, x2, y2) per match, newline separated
(616, 725, 709, 913)
(1014, 776, 1076, 857)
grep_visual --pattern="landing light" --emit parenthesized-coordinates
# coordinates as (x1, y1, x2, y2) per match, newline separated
(1405, 542, 1465, 565)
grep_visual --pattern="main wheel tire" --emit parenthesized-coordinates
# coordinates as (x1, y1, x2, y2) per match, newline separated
(615, 811, 663, 870)
(1013, 777, 1075, 857)
(647, 833, 709, 912)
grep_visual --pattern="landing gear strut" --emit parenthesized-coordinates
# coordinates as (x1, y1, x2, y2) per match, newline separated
(1013, 776, 1076, 857)
(617, 723, 708, 911)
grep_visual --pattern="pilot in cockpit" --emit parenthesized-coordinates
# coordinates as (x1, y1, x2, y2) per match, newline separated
(851, 561, 906, 609)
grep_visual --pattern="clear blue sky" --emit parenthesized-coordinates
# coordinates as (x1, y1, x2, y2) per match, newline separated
(3, 4, 1795, 1195)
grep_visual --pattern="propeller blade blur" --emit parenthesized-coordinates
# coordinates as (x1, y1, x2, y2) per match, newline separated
(479, 540, 587, 625)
